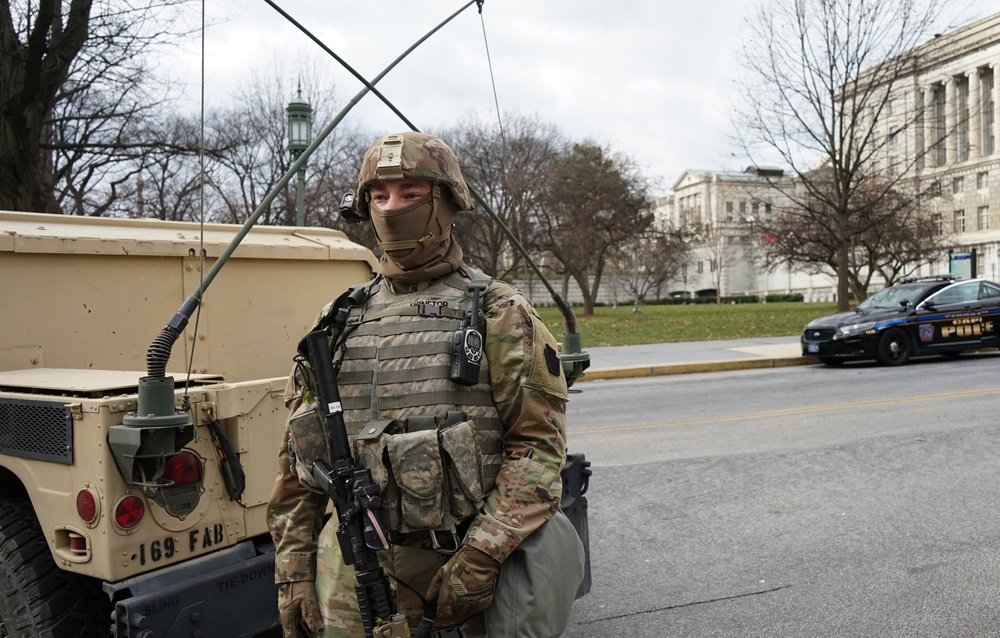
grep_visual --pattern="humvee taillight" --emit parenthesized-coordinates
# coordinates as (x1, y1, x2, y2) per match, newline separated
(76, 489, 98, 524)
(69, 532, 87, 553)
(115, 495, 145, 529)
(163, 451, 202, 487)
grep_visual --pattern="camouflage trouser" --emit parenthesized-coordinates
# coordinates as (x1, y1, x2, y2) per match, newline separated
(315, 517, 450, 636)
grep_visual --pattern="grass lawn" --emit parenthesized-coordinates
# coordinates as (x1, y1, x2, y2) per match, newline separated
(535, 301, 839, 348)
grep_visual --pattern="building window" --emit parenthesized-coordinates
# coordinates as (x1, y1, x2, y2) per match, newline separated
(697, 261, 704, 274)
(726, 201, 733, 222)
(764, 203, 773, 221)
(932, 213, 943, 234)
(739, 201, 746, 216)
(710, 261, 716, 272)
(953, 176, 964, 194)
(954, 209, 966, 233)
(980, 205, 990, 230)
(981, 67, 995, 156)
(977, 171, 989, 190)
(929, 180, 941, 197)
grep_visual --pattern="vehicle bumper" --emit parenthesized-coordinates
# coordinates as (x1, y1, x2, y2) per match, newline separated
(801, 335, 876, 360)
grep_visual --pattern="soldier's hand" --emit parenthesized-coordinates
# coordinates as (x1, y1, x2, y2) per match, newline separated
(278, 580, 323, 637)
(426, 544, 501, 627)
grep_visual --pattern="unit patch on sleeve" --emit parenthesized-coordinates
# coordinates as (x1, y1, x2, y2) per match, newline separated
(544, 344, 561, 376)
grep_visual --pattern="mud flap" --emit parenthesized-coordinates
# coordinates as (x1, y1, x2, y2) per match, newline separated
(560, 452, 592, 599)
(106, 540, 278, 637)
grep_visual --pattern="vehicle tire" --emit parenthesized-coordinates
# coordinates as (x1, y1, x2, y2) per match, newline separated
(818, 356, 843, 367)
(0, 499, 110, 638)
(876, 328, 912, 366)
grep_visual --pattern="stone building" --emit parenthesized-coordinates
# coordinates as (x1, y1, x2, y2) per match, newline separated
(658, 168, 837, 300)
(873, 11, 1000, 281)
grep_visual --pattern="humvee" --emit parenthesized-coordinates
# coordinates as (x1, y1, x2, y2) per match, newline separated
(0, 210, 378, 637)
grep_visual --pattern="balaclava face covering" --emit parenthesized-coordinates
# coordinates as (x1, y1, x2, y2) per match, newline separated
(369, 183, 463, 285)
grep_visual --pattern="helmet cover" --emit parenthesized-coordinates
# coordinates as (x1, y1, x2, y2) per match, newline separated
(354, 131, 474, 217)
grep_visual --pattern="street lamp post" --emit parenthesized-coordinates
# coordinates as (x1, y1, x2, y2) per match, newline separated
(286, 86, 312, 226)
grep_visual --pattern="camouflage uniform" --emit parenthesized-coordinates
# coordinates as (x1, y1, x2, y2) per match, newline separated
(268, 131, 574, 636)
(267, 268, 569, 634)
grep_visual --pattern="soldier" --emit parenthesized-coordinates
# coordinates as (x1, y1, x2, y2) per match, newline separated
(267, 131, 584, 637)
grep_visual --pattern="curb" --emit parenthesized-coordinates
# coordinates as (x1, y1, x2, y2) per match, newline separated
(579, 356, 818, 381)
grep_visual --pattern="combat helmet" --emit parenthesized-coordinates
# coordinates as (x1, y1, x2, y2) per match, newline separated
(350, 131, 474, 220)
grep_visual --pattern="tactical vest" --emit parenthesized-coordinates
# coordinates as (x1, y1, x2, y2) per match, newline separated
(333, 266, 504, 535)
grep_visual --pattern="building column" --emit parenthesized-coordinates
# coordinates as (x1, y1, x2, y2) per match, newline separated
(993, 63, 1000, 156)
(925, 85, 938, 168)
(948, 76, 962, 165)
(970, 69, 982, 158)
(911, 87, 923, 169)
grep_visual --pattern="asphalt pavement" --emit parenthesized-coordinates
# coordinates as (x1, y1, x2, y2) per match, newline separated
(579, 335, 812, 381)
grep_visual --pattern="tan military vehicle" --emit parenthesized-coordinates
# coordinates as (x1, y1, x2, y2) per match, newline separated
(0, 210, 377, 637)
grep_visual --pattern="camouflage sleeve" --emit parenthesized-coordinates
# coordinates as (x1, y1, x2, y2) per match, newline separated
(462, 283, 569, 564)
(266, 368, 329, 583)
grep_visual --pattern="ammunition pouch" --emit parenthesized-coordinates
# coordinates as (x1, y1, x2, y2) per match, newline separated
(354, 412, 484, 535)
(286, 399, 328, 492)
(291, 408, 486, 535)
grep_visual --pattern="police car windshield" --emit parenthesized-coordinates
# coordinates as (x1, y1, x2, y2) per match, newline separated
(857, 283, 935, 310)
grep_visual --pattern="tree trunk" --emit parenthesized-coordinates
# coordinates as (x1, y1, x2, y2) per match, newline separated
(1, 0, 95, 213)
(0, 108, 59, 213)
(837, 213, 850, 312)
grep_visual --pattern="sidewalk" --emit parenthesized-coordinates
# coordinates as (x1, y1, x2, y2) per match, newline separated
(579, 336, 815, 381)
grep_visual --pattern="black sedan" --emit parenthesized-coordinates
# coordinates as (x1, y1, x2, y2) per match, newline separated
(801, 276, 1000, 366)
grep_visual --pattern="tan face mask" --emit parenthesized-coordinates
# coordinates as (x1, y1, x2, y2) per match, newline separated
(370, 195, 436, 267)
(369, 185, 462, 283)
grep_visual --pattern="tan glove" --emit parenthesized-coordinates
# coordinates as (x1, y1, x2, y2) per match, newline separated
(426, 544, 501, 627)
(278, 580, 323, 637)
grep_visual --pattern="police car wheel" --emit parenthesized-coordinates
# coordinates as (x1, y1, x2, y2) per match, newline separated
(0, 499, 109, 638)
(876, 328, 912, 366)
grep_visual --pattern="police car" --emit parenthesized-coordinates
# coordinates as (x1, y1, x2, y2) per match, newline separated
(801, 276, 1000, 366)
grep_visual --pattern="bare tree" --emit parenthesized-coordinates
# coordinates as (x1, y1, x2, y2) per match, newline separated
(852, 177, 951, 288)
(615, 225, 692, 305)
(1, 0, 194, 214)
(756, 167, 949, 300)
(535, 142, 654, 315)
(734, 0, 950, 310)
(444, 113, 564, 280)
(208, 61, 366, 229)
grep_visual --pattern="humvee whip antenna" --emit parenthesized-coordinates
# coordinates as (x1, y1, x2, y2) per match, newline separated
(477, 0, 507, 150)
(141, 1, 479, 383)
(182, 0, 208, 407)
(270, 1, 583, 341)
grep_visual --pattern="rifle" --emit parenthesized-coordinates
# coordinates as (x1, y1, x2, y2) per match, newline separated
(302, 329, 434, 638)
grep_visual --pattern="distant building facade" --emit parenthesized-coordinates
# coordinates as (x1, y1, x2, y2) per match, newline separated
(658, 11, 1000, 301)
(875, 12, 1000, 281)
(658, 168, 837, 300)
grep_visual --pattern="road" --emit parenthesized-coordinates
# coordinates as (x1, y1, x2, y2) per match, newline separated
(564, 354, 1000, 637)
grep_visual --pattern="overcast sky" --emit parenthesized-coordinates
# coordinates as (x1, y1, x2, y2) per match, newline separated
(172, 1, 997, 197)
